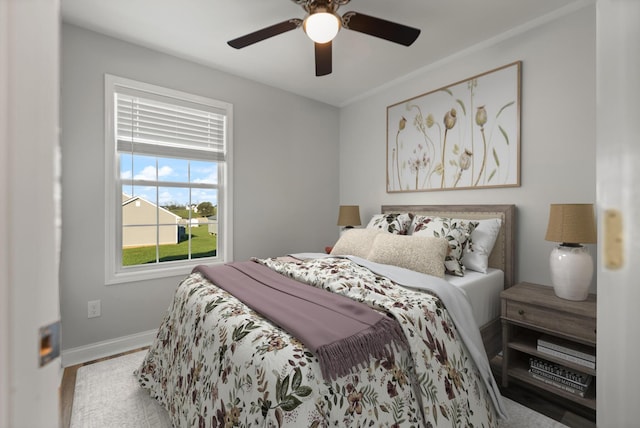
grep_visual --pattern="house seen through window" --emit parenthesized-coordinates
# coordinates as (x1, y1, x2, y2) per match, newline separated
(120, 157, 218, 266)
(105, 75, 233, 283)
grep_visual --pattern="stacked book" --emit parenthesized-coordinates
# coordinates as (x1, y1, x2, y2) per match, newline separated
(529, 357, 593, 397)
(536, 335, 596, 369)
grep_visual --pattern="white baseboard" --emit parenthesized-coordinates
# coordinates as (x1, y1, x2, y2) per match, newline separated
(61, 329, 157, 367)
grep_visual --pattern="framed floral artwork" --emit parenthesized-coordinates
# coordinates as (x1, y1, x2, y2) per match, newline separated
(386, 61, 521, 193)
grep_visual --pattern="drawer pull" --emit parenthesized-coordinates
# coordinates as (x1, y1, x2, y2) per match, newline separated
(518, 309, 525, 315)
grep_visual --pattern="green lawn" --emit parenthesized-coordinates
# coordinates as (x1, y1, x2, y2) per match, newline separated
(122, 225, 217, 266)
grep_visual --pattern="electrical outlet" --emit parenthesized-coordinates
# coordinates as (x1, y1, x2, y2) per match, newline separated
(88, 300, 101, 318)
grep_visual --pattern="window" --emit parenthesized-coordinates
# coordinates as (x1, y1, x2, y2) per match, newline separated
(105, 75, 233, 284)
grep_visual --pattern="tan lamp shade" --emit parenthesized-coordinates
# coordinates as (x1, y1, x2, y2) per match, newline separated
(337, 205, 361, 227)
(545, 204, 597, 244)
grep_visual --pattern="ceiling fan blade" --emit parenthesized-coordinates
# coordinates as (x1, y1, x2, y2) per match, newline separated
(341, 12, 420, 46)
(228, 19, 303, 49)
(315, 41, 332, 76)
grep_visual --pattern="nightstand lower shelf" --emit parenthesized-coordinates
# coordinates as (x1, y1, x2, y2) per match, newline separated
(507, 363, 596, 410)
(491, 353, 597, 417)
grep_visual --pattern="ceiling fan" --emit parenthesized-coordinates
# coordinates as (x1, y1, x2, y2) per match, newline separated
(227, 0, 421, 76)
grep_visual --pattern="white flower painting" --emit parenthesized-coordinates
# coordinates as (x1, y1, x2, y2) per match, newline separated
(387, 61, 521, 192)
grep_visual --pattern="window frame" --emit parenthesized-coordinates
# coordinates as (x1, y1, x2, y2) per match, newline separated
(104, 74, 233, 284)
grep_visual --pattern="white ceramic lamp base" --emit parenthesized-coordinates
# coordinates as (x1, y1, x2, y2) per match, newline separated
(549, 245, 593, 301)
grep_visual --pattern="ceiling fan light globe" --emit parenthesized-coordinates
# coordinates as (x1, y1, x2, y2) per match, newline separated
(304, 12, 341, 43)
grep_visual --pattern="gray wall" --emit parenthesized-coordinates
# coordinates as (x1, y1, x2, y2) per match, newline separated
(339, 6, 596, 290)
(60, 24, 340, 351)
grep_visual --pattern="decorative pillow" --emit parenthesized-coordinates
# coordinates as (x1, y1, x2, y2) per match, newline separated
(330, 228, 383, 258)
(366, 213, 413, 235)
(463, 218, 503, 274)
(367, 234, 449, 278)
(410, 216, 479, 276)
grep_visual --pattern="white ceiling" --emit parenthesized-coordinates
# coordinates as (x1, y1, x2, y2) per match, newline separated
(61, 0, 586, 107)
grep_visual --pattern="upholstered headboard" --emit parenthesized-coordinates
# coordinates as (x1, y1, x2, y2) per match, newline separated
(381, 204, 516, 288)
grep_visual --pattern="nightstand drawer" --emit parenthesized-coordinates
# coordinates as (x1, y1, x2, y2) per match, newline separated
(504, 300, 596, 343)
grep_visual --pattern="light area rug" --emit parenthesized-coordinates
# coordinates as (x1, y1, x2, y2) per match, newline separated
(70, 350, 567, 428)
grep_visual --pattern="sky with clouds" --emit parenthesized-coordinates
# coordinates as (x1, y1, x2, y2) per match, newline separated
(120, 154, 218, 207)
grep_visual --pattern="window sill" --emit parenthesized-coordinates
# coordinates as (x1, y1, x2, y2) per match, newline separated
(106, 258, 224, 285)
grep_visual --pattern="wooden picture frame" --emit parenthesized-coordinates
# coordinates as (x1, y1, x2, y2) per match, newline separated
(386, 61, 521, 193)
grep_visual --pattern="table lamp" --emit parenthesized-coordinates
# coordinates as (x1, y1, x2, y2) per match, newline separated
(337, 205, 361, 231)
(545, 203, 597, 301)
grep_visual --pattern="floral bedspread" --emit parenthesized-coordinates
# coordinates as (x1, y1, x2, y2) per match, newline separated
(136, 257, 500, 427)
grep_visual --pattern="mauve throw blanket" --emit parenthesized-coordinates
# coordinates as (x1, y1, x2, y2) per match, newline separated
(193, 261, 407, 380)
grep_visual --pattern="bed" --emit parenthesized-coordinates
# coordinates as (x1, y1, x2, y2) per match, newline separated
(136, 204, 515, 427)
(381, 204, 516, 358)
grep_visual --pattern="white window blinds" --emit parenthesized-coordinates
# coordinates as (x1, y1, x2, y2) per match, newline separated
(116, 87, 227, 161)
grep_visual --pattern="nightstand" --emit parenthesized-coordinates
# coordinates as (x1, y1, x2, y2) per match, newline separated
(499, 282, 597, 410)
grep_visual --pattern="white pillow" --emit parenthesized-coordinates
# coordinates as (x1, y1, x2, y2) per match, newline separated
(330, 228, 383, 258)
(367, 233, 449, 278)
(463, 218, 503, 273)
